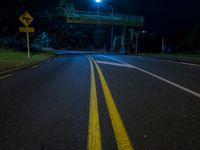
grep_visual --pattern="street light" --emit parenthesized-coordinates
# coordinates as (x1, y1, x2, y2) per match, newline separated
(94, 0, 114, 52)
(95, 0, 101, 3)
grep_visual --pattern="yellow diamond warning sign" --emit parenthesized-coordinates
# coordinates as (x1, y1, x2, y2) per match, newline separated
(19, 11, 34, 27)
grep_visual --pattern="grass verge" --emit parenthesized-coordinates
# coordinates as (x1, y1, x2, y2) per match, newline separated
(0, 48, 54, 72)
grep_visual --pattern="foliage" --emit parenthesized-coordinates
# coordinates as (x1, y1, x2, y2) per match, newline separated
(33, 32, 51, 48)
(0, 0, 110, 50)
(176, 22, 200, 51)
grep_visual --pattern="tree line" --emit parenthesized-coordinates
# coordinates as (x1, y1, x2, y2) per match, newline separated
(0, 0, 199, 52)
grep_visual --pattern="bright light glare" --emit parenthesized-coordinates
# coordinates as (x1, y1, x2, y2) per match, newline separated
(95, 0, 101, 3)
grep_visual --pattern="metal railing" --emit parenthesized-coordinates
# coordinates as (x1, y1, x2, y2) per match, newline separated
(71, 11, 144, 23)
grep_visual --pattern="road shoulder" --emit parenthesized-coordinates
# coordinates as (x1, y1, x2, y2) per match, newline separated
(137, 53, 200, 65)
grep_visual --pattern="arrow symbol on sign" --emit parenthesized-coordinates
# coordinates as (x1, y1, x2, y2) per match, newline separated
(22, 16, 31, 24)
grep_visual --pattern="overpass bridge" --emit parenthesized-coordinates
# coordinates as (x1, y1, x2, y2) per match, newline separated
(57, 4, 144, 53)
(66, 11, 144, 28)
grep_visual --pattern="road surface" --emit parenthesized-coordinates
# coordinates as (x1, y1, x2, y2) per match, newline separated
(0, 54, 200, 150)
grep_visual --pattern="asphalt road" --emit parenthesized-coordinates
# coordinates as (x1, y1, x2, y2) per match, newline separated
(0, 54, 200, 150)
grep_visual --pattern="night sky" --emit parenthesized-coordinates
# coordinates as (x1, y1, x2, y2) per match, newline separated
(68, 0, 200, 35)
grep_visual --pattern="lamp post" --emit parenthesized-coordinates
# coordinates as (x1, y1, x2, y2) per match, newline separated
(95, 0, 100, 12)
(110, 5, 113, 51)
(94, 0, 113, 52)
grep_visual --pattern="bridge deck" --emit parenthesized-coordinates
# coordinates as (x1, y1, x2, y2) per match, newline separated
(65, 11, 144, 28)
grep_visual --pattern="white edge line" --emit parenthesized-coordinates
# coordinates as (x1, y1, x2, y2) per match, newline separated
(31, 65, 39, 68)
(100, 55, 200, 98)
(180, 62, 200, 67)
(0, 74, 13, 80)
(139, 56, 200, 67)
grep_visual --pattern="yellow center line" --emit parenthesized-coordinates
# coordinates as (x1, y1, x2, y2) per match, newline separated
(89, 56, 134, 150)
(87, 56, 102, 150)
(0, 74, 13, 80)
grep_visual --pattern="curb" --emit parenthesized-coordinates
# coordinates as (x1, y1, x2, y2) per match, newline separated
(0, 56, 55, 76)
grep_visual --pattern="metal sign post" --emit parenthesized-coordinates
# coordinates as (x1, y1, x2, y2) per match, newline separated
(19, 11, 34, 59)
(26, 32, 30, 59)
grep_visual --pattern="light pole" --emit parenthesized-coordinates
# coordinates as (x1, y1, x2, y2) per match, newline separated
(110, 5, 113, 52)
(94, 0, 114, 52)
(95, 0, 101, 9)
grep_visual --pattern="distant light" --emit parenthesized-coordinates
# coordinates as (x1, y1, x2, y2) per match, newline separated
(95, 0, 101, 3)
(142, 30, 147, 34)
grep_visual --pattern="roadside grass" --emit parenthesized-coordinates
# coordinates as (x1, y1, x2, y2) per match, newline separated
(0, 48, 54, 72)
(141, 51, 200, 60)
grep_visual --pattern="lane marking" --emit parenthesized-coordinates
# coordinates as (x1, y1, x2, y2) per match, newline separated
(100, 55, 130, 65)
(0, 74, 13, 80)
(101, 55, 200, 67)
(97, 60, 134, 68)
(31, 65, 39, 68)
(136, 56, 200, 67)
(96, 60, 131, 68)
(152, 59, 200, 67)
(89, 56, 134, 150)
(100, 55, 200, 98)
(87, 56, 102, 150)
(180, 62, 200, 67)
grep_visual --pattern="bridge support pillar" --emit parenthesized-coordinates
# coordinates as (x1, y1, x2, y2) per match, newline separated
(130, 28, 134, 41)
(135, 31, 140, 54)
(113, 36, 117, 51)
(128, 28, 135, 54)
(120, 26, 126, 54)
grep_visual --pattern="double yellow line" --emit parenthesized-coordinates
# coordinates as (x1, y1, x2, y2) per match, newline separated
(88, 56, 102, 150)
(87, 56, 134, 150)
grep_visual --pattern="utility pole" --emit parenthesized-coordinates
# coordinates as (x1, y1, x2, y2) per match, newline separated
(162, 36, 165, 54)
(110, 6, 114, 52)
